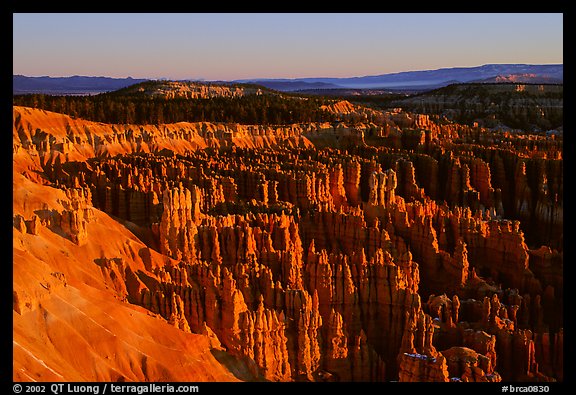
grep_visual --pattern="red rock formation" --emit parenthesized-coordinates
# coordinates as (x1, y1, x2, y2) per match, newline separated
(342, 160, 362, 206)
(395, 159, 426, 202)
(441, 347, 501, 382)
(398, 309, 449, 382)
(323, 309, 349, 376)
(237, 297, 292, 381)
(13, 104, 562, 382)
(429, 289, 561, 382)
(367, 169, 397, 207)
(159, 185, 201, 262)
(465, 156, 503, 213)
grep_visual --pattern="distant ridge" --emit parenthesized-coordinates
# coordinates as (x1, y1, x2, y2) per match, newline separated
(13, 75, 149, 95)
(470, 73, 563, 84)
(238, 64, 563, 91)
(13, 64, 563, 95)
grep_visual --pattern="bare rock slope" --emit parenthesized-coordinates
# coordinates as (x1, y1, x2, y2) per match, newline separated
(13, 104, 562, 382)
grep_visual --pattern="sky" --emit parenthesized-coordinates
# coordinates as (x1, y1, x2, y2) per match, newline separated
(13, 13, 563, 81)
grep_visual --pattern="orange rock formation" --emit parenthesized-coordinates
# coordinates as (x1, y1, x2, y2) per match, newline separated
(13, 105, 562, 382)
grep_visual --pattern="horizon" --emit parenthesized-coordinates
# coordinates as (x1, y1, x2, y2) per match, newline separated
(13, 13, 563, 81)
(12, 62, 565, 82)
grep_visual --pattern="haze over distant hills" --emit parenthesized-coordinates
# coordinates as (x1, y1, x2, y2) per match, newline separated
(12, 75, 149, 95)
(239, 64, 563, 91)
(13, 64, 563, 95)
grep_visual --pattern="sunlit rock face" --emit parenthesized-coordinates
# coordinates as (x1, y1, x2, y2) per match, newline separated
(13, 104, 562, 382)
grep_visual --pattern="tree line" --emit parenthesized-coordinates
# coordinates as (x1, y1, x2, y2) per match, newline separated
(12, 91, 344, 126)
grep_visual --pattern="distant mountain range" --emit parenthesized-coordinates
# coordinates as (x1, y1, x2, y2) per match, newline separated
(238, 64, 563, 91)
(13, 75, 149, 95)
(13, 64, 563, 95)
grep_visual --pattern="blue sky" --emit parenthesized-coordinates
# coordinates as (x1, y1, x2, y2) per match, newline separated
(13, 13, 563, 80)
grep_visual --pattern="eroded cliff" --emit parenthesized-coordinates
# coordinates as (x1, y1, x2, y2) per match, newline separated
(13, 105, 562, 382)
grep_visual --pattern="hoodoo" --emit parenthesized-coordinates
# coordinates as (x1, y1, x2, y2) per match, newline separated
(13, 77, 562, 383)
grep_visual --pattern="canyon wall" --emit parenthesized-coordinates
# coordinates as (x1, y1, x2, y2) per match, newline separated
(13, 105, 562, 382)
